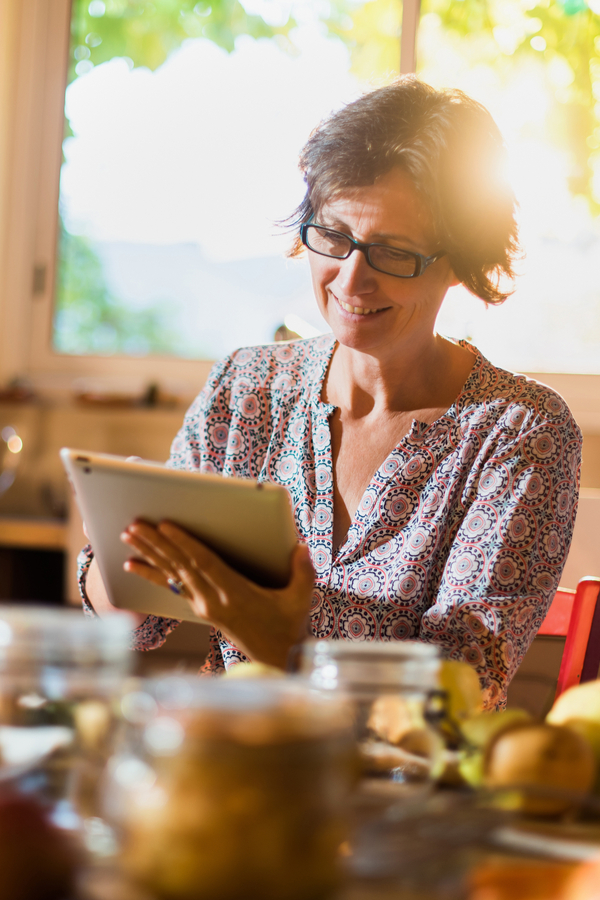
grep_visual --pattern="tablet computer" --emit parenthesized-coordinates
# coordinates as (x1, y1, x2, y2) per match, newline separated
(61, 448, 298, 623)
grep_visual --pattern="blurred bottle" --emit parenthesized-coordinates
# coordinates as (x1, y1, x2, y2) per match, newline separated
(105, 675, 357, 900)
(0, 606, 134, 852)
(302, 640, 443, 783)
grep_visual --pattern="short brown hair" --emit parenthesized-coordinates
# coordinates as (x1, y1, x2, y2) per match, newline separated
(287, 77, 519, 304)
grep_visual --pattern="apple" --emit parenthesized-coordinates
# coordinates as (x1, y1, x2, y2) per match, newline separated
(457, 709, 531, 787)
(547, 681, 600, 789)
(484, 722, 596, 815)
(0, 791, 80, 900)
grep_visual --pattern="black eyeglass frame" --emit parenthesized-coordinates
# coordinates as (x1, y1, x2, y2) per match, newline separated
(300, 221, 446, 279)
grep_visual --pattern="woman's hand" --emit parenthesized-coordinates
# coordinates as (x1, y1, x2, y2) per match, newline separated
(120, 521, 315, 670)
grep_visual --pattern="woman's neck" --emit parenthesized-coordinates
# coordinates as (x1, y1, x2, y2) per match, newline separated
(323, 333, 476, 419)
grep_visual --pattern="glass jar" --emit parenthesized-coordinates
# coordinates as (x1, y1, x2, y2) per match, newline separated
(302, 640, 442, 782)
(105, 675, 357, 900)
(0, 606, 134, 840)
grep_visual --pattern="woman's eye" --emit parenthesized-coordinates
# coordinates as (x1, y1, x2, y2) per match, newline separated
(322, 230, 347, 246)
(377, 246, 413, 262)
(314, 228, 350, 253)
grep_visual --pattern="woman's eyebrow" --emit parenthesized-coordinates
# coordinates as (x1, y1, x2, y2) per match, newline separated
(320, 217, 424, 250)
(371, 231, 422, 249)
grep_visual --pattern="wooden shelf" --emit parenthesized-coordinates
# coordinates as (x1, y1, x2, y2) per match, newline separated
(0, 517, 67, 551)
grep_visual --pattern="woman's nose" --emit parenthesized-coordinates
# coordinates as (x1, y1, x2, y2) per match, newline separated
(335, 246, 377, 294)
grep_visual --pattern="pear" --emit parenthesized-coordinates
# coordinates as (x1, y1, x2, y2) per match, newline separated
(484, 722, 596, 815)
(547, 680, 600, 730)
(439, 659, 483, 726)
(461, 708, 532, 749)
(222, 662, 284, 680)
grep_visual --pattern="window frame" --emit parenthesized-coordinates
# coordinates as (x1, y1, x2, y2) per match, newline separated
(1, 0, 599, 429)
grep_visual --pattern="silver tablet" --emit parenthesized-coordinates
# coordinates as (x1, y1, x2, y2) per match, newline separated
(61, 448, 298, 623)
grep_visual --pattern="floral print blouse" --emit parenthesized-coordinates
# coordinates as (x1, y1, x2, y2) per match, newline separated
(78, 334, 581, 709)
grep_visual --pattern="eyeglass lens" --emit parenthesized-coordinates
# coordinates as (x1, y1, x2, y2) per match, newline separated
(306, 225, 419, 277)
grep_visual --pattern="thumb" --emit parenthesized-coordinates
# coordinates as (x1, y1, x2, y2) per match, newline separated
(289, 543, 315, 592)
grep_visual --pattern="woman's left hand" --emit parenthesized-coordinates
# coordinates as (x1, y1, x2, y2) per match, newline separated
(120, 520, 315, 670)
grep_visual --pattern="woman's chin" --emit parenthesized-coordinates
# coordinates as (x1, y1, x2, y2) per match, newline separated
(328, 311, 413, 355)
(331, 326, 398, 356)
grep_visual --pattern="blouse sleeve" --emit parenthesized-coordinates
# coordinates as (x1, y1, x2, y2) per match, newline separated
(420, 404, 582, 710)
(77, 542, 181, 650)
(77, 356, 233, 653)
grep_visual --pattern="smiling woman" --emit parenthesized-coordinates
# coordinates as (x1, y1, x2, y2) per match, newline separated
(80, 77, 582, 710)
(300, 168, 457, 358)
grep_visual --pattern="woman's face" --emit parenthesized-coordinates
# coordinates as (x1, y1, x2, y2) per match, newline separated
(307, 167, 458, 359)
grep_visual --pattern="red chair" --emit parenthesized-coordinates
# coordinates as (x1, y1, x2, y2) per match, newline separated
(538, 576, 600, 699)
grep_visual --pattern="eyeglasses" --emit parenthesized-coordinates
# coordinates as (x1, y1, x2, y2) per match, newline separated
(300, 222, 445, 278)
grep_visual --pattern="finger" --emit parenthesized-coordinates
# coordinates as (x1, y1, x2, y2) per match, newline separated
(126, 524, 235, 623)
(167, 562, 226, 625)
(157, 521, 240, 587)
(121, 530, 179, 579)
(126, 521, 194, 575)
(124, 554, 211, 618)
(124, 558, 171, 590)
(286, 543, 315, 596)
(125, 523, 219, 614)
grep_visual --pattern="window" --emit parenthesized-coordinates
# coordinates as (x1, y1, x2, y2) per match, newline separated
(2, 0, 600, 415)
(53, 0, 404, 362)
(421, 0, 600, 374)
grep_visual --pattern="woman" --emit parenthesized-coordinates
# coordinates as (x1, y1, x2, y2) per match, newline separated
(80, 77, 581, 710)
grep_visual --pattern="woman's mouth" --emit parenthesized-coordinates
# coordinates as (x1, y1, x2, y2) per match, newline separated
(336, 296, 388, 316)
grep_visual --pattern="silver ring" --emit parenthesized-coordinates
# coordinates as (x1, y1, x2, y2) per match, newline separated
(167, 577, 185, 595)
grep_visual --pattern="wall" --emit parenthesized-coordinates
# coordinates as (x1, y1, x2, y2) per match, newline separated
(0, 0, 20, 385)
(582, 434, 600, 489)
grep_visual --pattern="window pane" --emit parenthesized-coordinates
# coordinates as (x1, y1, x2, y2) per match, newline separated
(54, 1, 389, 359)
(420, 0, 600, 373)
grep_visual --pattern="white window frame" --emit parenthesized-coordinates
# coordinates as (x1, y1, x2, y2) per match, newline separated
(1, 0, 599, 428)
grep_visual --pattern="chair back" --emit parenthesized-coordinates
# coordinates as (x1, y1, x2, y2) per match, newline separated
(538, 576, 600, 698)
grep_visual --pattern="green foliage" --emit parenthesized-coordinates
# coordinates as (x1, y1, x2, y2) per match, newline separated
(326, 0, 402, 83)
(324, 0, 600, 210)
(54, 224, 180, 356)
(419, 0, 600, 210)
(60, 0, 599, 358)
(69, 0, 297, 83)
(68, 0, 600, 211)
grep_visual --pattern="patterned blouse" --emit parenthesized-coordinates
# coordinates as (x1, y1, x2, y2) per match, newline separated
(78, 334, 581, 708)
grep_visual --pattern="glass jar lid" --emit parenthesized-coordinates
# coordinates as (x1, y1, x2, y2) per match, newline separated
(302, 639, 441, 695)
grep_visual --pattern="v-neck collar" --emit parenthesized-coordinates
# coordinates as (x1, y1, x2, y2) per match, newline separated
(308, 336, 488, 562)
